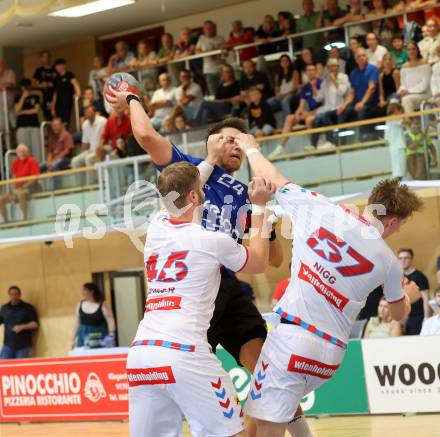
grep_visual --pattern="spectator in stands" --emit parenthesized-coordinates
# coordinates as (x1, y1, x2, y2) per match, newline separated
(267, 55, 299, 121)
(128, 39, 158, 94)
(0, 59, 16, 133)
(390, 35, 408, 69)
(71, 105, 107, 168)
(419, 18, 440, 65)
(32, 50, 57, 120)
(379, 53, 400, 109)
(366, 32, 388, 70)
(223, 20, 257, 62)
(334, 0, 368, 41)
(51, 58, 81, 126)
(0, 144, 40, 222)
(385, 102, 407, 178)
(420, 288, 440, 335)
(107, 40, 135, 74)
(295, 47, 324, 85)
(327, 47, 346, 74)
(175, 69, 203, 121)
(0, 286, 38, 359)
(278, 11, 296, 37)
(79, 86, 106, 122)
(247, 87, 276, 137)
(255, 14, 282, 55)
(15, 78, 42, 163)
(398, 41, 432, 113)
(431, 45, 440, 104)
(194, 64, 240, 124)
(296, 0, 321, 49)
(71, 283, 115, 348)
(240, 59, 274, 101)
(366, 0, 397, 49)
(148, 72, 176, 130)
(346, 36, 362, 76)
(196, 20, 225, 95)
(310, 58, 350, 149)
(157, 32, 181, 85)
(398, 248, 431, 335)
(88, 56, 107, 102)
(363, 297, 402, 338)
(418, 24, 430, 52)
(318, 0, 346, 43)
(176, 27, 198, 58)
(41, 118, 73, 172)
(174, 114, 187, 131)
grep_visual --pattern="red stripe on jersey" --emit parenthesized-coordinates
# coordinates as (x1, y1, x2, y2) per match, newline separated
(237, 245, 249, 272)
(167, 218, 192, 225)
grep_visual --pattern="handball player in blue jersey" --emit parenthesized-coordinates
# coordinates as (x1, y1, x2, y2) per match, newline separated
(106, 87, 312, 437)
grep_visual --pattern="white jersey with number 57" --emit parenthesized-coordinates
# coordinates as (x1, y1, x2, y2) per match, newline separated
(275, 183, 404, 344)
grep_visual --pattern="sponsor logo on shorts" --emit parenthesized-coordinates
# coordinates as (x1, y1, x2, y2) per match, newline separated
(126, 366, 176, 386)
(144, 296, 181, 312)
(298, 262, 348, 311)
(287, 355, 340, 380)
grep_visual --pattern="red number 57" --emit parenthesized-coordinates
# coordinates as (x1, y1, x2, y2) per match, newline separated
(146, 251, 189, 283)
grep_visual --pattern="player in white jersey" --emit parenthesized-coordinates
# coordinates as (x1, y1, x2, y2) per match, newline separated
(127, 161, 274, 437)
(234, 134, 422, 437)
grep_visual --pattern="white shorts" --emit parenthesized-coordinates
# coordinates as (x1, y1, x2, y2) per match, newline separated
(127, 345, 243, 437)
(245, 324, 346, 423)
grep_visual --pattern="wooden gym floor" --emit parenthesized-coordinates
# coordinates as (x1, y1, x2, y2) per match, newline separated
(1, 415, 439, 437)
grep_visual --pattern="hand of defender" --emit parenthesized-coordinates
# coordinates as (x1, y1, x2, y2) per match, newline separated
(235, 132, 260, 152)
(105, 87, 132, 112)
(248, 177, 275, 206)
(403, 278, 420, 304)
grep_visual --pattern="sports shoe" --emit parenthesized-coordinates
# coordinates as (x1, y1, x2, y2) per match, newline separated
(268, 144, 285, 159)
(304, 145, 316, 152)
(317, 142, 336, 150)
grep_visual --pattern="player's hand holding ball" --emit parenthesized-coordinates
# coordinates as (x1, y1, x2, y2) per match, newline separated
(103, 72, 142, 112)
(248, 177, 275, 206)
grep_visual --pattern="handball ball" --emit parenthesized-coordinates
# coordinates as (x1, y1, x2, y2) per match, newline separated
(103, 72, 142, 102)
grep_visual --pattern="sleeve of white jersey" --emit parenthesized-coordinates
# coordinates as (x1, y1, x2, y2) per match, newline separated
(209, 232, 248, 272)
(383, 256, 405, 304)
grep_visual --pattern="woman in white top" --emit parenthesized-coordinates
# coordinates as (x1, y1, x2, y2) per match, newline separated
(398, 41, 432, 113)
(431, 45, 440, 104)
(419, 18, 440, 65)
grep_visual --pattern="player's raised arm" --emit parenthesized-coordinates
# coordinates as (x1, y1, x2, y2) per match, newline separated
(105, 87, 172, 166)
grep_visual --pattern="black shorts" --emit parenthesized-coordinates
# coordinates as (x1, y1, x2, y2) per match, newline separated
(207, 272, 267, 365)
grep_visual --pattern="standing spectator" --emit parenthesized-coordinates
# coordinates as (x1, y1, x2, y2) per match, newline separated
(345, 36, 362, 76)
(32, 50, 57, 120)
(277, 12, 296, 51)
(247, 87, 276, 138)
(363, 297, 402, 338)
(398, 248, 430, 334)
(398, 41, 432, 113)
(15, 78, 42, 162)
(0, 59, 16, 133)
(366, 0, 397, 49)
(366, 32, 388, 70)
(255, 15, 282, 55)
(390, 34, 408, 69)
(88, 56, 107, 102)
(71, 105, 107, 168)
(420, 288, 440, 335)
(175, 69, 203, 121)
(0, 286, 38, 359)
(419, 18, 440, 65)
(194, 64, 240, 125)
(378, 53, 400, 109)
(106, 40, 135, 74)
(148, 72, 176, 130)
(128, 39, 159, 94)
(157, 33, 181, 85)
(71, 283, 115, 348)
(240, 59, 274, 101)
(0, 144, 40, 222)
(41, 118, 73, 173)
(385, 103, 407, 178)
(318, 0, 346, 44)
(296, 0, 321, 49)
(196, 20, 225, 95)
(51, 58, 81, 126)
(334, 0, 368, 41)
(176, 27, 198, 58)
(223, 20, 257, 63)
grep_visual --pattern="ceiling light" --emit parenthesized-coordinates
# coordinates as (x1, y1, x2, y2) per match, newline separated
(324, 42, 346, 51)
(49, 0, 135, 18)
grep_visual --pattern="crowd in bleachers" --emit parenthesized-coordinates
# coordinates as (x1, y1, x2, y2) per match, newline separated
(0, 0, 440, 223)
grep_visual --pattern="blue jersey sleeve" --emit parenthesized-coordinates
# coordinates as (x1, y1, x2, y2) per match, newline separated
(155, 143, 203, 172)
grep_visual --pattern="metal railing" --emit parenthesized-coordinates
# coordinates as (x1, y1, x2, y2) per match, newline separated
(4, 149, 16, 183)
(74, 95, 81, 133)
(0, 132, 4, 181)
(39, 121, 50, 163)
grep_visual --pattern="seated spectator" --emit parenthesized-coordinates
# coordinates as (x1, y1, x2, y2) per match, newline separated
(41, 118, 73, 173)
(366, 0, 397, 49)
(175, 69, 203, 121)
(51, 58, 81, 126)
(240, 59, 274, 101)
(194, 64, 240, 125)
(247, 87, 276, 137)
(196, 20, 225, 95)
(271, 64, 322, 156)
(310, 58, 350, 149)
(390, 35, 408, 69)
(318, 0, 346, 44)
(15, 78, 42, 163)
(80, 85, 106, 122)
(363, 297, 402, 338)
(296, 0, 321, 49)
(0, 286, 38, 359)
(223, 20, 257, 62)
(157, 32, 181, 86)
(334, 0, 368, 41)
(418, 25, 430, 52)
(32, 50, 57, 120)
(128, 39, 158, 93)
(176, 27, 198, 58)
(346, 36, 362, 76)
(431, 45, 440, 104)
(419, 18, 440, 65)
(327, 47, 346, 75)
(71, 283, 115, 348)
(398, 248, 430, 334)
(255, 14, 282, 55)
(420, 288, 440, 335)
(366, 32, 388, 70)
(88, 55, 107, 102)
(147, 73, 176, 130)
(379, 53, 400, 109)
(174, 114, 187, 131)
(0, 144, 40, 222)
(295, 47, 324, 85)
(267, 55, 299, 121)
(398, 41, 432, 113)
(106, 40, 135, 74)
(385, 103, 407, 178)
(71, 105, 107, 168)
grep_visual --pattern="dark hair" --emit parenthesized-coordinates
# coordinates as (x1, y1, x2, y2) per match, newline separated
(387, 102, 404, 115)
(20, 78, 32, 88)
(398, 248, 414, 258)
(83, 282, 104, 302)
(278, 11, 295, 33)
(54, 58, 67, 66)
(180, 69, 192, 76)
(298, 47, 316, 72)
(221, 63, 236, 81)
(406, 41, 422, 59)
(40, 50, 51, 57)
(205, 118, 248, 145)
(278, 54, 294, 82)
(8, 285, 21, 295)
(392, 34, 404, 42)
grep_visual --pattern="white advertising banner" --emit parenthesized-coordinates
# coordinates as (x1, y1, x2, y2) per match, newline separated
(362, 335, 440, 413)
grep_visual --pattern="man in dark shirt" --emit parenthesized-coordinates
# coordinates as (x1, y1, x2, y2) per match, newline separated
(240, 59, 274, 101)
(32, 50, 57, 120)
(0, 286, 38, 359)
(398, 248, 430, 335)
(247, 87, 276, 137)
